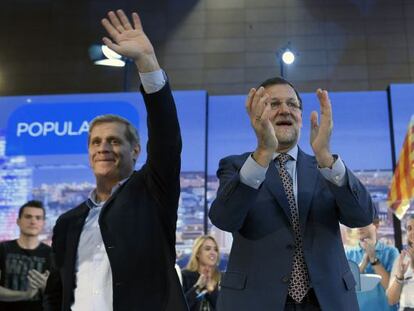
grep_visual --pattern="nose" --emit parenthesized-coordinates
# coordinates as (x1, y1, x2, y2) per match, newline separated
(276, 102, 291, 114)
(97, 141, 111, 153)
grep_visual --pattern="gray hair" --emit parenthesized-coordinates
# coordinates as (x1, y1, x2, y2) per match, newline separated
(88, 114, 140, 147)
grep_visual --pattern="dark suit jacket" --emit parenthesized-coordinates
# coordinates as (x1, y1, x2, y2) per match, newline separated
(44, 83, 188, 311)
(209, 149, 374, 311)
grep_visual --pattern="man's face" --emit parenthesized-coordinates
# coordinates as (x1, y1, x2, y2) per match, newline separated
(88, 122, 140, 183)
(264, 84, 303, 152)
(17, 207, 45, 237)
(357, 224, 377, 243)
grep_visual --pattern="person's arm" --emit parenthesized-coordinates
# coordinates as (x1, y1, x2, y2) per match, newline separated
(101, 10, 181, 230)
(0, 285, 37, 302)
(310, 89, 374, 227)
(210, 87, 278, 232)
(386, 252, 409, 305)
(181, 271, 203, 308)
(360, 238, 394, 289)
(359, 253, 369, 273)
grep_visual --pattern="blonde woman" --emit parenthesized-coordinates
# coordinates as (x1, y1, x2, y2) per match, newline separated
(387, 215, 414, 310)
(181, 235, 221, 311)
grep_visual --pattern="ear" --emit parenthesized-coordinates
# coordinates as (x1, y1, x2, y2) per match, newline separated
(132, 144, 141, 163)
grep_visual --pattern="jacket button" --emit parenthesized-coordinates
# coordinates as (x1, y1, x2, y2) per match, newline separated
(115, 282, 122, 287)
(282, 276, 290, 283)
(286, 244, 294, 250)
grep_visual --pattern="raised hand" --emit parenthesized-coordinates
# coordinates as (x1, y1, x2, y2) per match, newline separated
(101, 9, 160, 72)
(360, 238, 376, 261)
(310, 89, 335, 168)
(196, 272, 208, 287)
(246, 87, 278, 167)
(396, 250, 410, 279)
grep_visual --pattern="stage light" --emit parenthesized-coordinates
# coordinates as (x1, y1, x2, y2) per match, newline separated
(88, 44, 125, 67)
(277, 44, 296, 78)
(281, 50, 295, 65)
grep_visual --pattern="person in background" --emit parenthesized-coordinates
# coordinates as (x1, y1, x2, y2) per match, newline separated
(181, 235, 220, 311)
(0, 200, 51, 311)
(346, 218, 399, 310)
(387, 214, 414, 310)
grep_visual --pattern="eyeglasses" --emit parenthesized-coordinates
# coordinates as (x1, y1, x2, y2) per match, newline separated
(269, 100, 301, 111)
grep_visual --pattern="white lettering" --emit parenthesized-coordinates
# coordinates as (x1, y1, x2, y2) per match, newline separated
(16, 121, 90, 137)
(28, 122, 42, 137)
(17, 123, 29, 136)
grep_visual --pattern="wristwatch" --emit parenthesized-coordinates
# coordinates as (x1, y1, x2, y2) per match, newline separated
(370, 257, 380, 265)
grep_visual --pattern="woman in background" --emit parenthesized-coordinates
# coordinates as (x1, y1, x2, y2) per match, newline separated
(387, 215, 414, 310)
(181, 235, 221, 311)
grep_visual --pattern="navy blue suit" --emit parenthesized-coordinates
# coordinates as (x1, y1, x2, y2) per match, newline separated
(209, 149, 374, 311)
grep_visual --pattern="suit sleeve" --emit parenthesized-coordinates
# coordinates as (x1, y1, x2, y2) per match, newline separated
(140, 82, 182, 247)
(209, 156, 261, 232)
(326, 167, 375, 228)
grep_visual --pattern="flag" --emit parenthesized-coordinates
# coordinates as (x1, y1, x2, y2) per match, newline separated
(387, 115, 414, 219)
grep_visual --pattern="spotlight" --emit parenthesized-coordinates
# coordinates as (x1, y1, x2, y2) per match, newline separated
(88, 44, 125, 67)
(277, 44, 296, 78)
(281, 50, 295, 65)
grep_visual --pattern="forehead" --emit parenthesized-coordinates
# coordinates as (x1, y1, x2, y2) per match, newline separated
(90, 122, 127, 138)
(21, 207, 44, 216)
(407, 219, 414, 227)
(202, 239, 216, 247)
(264, 84, 298, 100)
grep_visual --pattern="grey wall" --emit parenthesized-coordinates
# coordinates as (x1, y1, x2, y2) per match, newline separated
(1, 0, 413, 96)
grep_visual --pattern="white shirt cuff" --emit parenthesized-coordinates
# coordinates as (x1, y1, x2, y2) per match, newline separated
(239, 154, 267, 189)
(139, 69, 166, 94)
(319, 155, 346, 186)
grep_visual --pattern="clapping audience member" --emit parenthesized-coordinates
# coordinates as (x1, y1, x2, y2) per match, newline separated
(181, 235, 221, 311)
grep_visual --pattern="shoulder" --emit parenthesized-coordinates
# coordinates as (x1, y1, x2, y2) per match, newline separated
(38, 242, 52, 251)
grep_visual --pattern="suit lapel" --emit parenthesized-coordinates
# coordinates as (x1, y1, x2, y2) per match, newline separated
(296, 150, 318, 233)
(265, 162, 292, 222)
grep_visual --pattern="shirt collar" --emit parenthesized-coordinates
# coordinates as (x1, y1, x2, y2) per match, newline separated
(87, 174, 132, 209)
(273, 144, 298, 162)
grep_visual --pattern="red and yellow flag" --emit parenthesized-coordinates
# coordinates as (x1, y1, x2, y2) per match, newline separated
(387, 115, 414, 219)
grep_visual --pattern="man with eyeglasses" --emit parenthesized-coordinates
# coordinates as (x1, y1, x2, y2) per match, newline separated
(209, 77, 375, 311)
(0, 200, 51, 311)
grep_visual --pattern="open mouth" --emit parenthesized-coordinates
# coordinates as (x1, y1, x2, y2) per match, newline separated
(276, 120, 293, 126)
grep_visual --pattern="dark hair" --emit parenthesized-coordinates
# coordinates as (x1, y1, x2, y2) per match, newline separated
(88, 114, 140, 147)
(18, 200, 45, 219)
(258, 77, 303, 110)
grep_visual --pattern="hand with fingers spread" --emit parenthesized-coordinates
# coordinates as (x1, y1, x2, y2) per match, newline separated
(396, 250, 410, 280)
(246, 87, 278, 167)
(101, 9, 160, 72)
(27, 269, 50, 292)
(310, 89, 335, 168)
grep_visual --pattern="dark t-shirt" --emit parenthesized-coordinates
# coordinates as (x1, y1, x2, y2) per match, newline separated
(0, 239, 52, 311)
